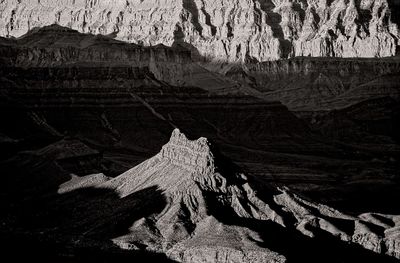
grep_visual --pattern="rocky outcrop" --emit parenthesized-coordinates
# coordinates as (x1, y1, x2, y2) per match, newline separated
(104, 128, 288, 262)
(0, 0, 399, 62)
(102, 129, 400, 262)
(159, 129, 216, 175)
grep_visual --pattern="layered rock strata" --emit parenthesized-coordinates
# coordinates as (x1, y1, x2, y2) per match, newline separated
(0, 24, 194, 86)
(226, 56, 400, 110)
(0, 0, 399, 62)
(3, 25, 399, 113)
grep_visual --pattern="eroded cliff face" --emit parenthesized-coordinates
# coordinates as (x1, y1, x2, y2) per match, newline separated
(0, 0, 399, 62)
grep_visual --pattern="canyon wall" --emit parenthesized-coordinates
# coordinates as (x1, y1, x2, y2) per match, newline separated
(0, 0, 399, 62)
(226, 56, 400, 110)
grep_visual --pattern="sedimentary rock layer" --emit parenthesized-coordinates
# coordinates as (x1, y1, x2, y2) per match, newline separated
(2, 25, 399, 113)
(0, 24, 195, 86)
(226, 56, 400, 110)
(0, 0, 399, 62)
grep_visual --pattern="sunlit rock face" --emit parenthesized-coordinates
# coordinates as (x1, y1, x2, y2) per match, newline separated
(0, 0, 399, 62)
(101, 129, 400, 262)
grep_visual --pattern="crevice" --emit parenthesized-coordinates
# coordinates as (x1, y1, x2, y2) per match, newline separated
(201, 7, 216, 36)
(226, 22, 233, 38)
(256, 0, 293, 58)
(182, 0, 203, 36)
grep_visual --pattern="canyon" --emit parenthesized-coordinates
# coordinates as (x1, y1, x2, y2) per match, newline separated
(0, 1, 400, 262)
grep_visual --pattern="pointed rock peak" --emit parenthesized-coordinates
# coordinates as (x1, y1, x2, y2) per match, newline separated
(160, 129, 215, 175)
(169, 128, 210, 151)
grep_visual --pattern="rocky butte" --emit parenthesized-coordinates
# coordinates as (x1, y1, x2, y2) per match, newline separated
(58, 128, 399, 262)
(0, 0, 399, 62)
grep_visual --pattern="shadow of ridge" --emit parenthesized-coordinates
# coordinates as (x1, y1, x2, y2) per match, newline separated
(0, 233, 177, 263)
(1, 184, 173, 262)
(257, 0, 294, 58)
(388, 0, 400, 27)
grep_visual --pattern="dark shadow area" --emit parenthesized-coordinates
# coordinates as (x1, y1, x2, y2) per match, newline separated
(0, 147, 173, 262)
(173, 24, 206, 61)
(2, 58, 399, 214)
(388, 0, 400, 27)
(201, 6, 217, 36)
(0, 23, 399, 262)
(182, 0, 204, 36)
(0, 184, 173, 262)
(308, 183, 400, 215)
(0, 232, 177, 263)
(226, 22, 234, 38)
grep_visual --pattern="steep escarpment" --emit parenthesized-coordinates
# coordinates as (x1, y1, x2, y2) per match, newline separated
(0, 0, 399, 62)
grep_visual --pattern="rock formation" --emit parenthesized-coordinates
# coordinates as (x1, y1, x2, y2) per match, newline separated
(100, 128, 400, 261)
(0, 4, 399, 260)
(0, 0, 399, 62)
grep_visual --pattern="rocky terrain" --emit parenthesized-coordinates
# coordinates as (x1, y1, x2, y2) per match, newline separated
(0, 2, 400, 262)
(106, 129, 400, 261)
(0, 0, 399, 62)
(1, 129, 400, 262)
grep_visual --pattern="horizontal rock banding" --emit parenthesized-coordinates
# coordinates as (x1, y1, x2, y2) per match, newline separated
(0, 0, 399, 62)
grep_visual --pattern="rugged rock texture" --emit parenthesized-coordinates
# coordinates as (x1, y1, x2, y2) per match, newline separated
(101, 129, 400, 261)
(105, 129, 286, 262)
(0, 15, 400, 262)
(0, 0, 399, 62)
